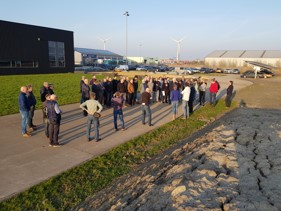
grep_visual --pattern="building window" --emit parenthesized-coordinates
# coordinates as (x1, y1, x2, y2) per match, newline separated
(0, 60, 38, 68)
(0, 61, 12, 68)
(48, 41, 65, 67)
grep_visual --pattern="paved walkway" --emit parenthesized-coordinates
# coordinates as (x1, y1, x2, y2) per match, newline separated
(0, 75, 251, 201)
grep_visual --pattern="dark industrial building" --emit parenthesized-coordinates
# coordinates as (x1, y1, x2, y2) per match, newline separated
(0, 20, 74, 75)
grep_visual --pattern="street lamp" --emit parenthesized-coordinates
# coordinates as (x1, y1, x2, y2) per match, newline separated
(123, 11, 129, 65)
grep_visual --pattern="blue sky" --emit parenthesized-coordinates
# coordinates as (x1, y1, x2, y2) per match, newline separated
(1, 0, 281, 60)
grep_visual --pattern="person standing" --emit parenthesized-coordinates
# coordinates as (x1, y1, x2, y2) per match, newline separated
(199, 79, 207, 106)
(81, 79, 90, 116)
(26, 84, 37, 131)
(209, 78, 219, 106)
(225, 81, 234, 107)
(117, 78, 127, 106)
(147, 78, 155, 103)
(89, 75, 96, 86)
(42, 94, 51, 138)
(81, 79, 90, 102)
(18, 86, 31, 137)
(127, 78, 135, 106)
(181, 82, 191, 119)
(80, 76, 85, 93)
(161, 79, 170, 103)
(133, 76, 139, 104)
(124, 77, 129, 104)
(111, 92, 126, 131)
(170, 84, 181, 120)
(40, 82, 54, 102)
(141, 88, 153, 126)
(91, 79, 100, 101)
(46, 94, 62, 147)
(105, 78, 113, 108)
(80, 93, 103, 142)
(188, 82, 196, 114)
(112, 75, 119, 94)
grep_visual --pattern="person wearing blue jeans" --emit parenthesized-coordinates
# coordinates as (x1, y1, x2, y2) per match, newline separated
(181, 82, 191, 119)
(170, 84, 181, 120)
(111, 92, 126, 131)
(209, 78, 219, 106)
(18, 86, 31, 137)
(80, 92, 103, 142)
(86, 116, 99, 140)
(141, 88, 153, 126)
(20, 110, 29, 135)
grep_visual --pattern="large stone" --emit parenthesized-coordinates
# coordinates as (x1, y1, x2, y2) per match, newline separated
(171, 185, 186, 197)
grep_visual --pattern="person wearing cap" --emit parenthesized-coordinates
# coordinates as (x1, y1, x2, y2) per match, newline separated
(141, 88, 153, 126)
(80, 92, 103, 142)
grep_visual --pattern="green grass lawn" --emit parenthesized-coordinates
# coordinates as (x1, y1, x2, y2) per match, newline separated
(0, 73, 109, 116)
(0, 100, 236, 210)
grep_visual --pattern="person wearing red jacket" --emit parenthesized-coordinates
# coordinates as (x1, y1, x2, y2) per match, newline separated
(209, 78, 219, 106)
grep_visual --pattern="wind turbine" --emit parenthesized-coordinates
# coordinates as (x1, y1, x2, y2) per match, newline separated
(97, 36, 112, 50)
(171, 37, 185, 62)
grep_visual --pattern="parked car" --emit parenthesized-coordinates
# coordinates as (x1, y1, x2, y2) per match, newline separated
(200, 67, 212, 73)
(176, 67, 193, 75)
(259, 69, 275, 78)
(224, 68, 240, 74)
(136, 66, 147, 71)
(223, 68, 232, 74)
(190, 68, 200, 73)
(157, 66, 169, 72)
(240, 70, 263, 78)
(232, 69, 240, 74)
(128, 65, 138, 70)
(215, 68, 224, 73)
(115, 65, 129, 72)
(75, 66, 107, 73)
(146, 66, 158, 72)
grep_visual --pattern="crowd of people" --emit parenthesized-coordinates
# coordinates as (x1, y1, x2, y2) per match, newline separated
(18, 75, 234, 146)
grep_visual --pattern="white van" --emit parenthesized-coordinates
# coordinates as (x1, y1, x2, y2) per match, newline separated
(115, 65, 129, 72)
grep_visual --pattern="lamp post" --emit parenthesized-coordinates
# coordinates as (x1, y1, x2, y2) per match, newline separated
(123, 11, 129, 65)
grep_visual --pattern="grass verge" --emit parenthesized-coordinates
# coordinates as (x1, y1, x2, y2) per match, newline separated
(0, 100, 236, 210)
(0, 73, 108, 116)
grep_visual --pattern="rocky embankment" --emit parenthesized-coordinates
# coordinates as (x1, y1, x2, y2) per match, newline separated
(74, 108, 281, 211)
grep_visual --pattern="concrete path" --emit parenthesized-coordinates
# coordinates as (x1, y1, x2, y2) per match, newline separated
(0, 75, 251, 201)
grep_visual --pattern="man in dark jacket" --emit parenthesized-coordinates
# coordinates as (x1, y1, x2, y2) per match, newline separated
(18, 86, 31, 137)
(133, 76, 139, 104)
(141, 88, 153, 126)
(117, 78, 127, 106)
(27, 84, 37, 131)
(112, 75, 119, 94)
(46, 94, 62, 147)
(40, 82, 54, 102)
(188, 82, 196, 114)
